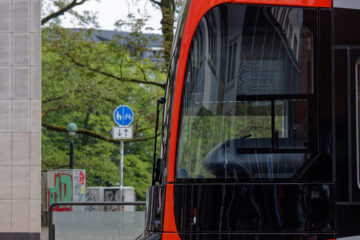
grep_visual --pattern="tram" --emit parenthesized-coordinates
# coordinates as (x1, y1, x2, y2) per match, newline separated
(142, 0, 360, 239)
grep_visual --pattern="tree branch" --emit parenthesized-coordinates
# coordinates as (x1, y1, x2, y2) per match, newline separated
(42, 120, 156, 143)
(67, 54, 166, 89)
(42, 0, 88, 25)
(43, 93, 69, 103)
(42, 104, 72, 118)
(149, 0, 162, 7)
(172, 0, 176, 11)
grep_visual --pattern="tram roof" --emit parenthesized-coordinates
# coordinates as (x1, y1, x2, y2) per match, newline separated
(197, 0, 360, 9)
(212, 0, 330, 8)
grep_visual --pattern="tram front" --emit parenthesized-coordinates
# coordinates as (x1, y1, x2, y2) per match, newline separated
(144, 1, 334, 240)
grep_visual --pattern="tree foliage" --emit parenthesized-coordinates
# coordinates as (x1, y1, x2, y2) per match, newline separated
(41, 0, 183, 199)
(42, 12, 166, 200)
(149, 0, 183, 68)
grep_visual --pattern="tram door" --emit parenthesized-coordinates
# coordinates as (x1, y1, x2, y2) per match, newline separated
(332, 4, 360, 236)
(349, 48, 360, 203)
(334, 46, 360, 236)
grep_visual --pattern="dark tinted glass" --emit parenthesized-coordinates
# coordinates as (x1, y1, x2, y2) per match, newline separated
(176, 4, 317, 181)
(358, 61, 360, 189)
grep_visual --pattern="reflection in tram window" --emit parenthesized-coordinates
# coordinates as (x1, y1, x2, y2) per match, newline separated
(176, 5, 316, 181)
(275, 100, 308, 149)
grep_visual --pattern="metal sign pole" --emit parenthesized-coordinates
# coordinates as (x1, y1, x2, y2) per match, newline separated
(113, 105, 134, 212)
(120, 140, 124, 207)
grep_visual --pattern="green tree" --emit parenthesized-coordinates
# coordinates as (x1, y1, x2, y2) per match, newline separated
(149, 0, 183, 67)
(41, 2, 167, 199)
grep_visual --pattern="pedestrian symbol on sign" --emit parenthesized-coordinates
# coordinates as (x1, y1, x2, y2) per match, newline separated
(116, 112, 121, 121)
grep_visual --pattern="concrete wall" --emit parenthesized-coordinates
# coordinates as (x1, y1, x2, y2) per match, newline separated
(85, 187, 136, 212)
(0, 0, 41, 238)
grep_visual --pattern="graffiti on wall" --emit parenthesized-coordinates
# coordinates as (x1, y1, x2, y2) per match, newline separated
(73, 170, 86, 203)
(82, 187, 135, 212)
(85, 188, 100, 212)
(47, 173, 73, 211)
(47, 170, 86, 212)
(104, 188, 121, 211)
(79, 171, 85, 191)
(85, 189, 98, 202)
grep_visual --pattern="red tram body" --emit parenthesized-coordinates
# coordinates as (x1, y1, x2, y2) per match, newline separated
(141, 0, 360, 239)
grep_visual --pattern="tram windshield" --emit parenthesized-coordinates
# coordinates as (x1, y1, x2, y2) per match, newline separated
(176, 4, 317, 181)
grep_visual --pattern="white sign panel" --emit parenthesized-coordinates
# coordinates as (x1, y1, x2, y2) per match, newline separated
(112, 126, 133, 139)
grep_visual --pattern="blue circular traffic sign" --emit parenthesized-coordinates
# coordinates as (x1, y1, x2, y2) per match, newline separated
(113, 105, 134, 126)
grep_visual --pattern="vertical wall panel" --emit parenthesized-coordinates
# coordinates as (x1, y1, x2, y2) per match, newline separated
(0, 101, 12, 132)
(30, 0, 40, 33)
(13, 0, 30, 32)
(0, 200, 11, 232)
(0, 133, 11, 165)
(0, 0, 41, 237)
(0, 1, 12, 32)
(0, 166, 12, 198)
(12, 100, 30, 132)
(0, 34, 12, 65)
(13, 34, 30, 65)
(0, 67, 12, 99)
(13, 67, 30, 99)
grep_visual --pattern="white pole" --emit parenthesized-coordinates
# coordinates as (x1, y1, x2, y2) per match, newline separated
(120, 140, 124, 208)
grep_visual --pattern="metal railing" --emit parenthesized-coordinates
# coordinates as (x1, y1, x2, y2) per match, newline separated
(48, 201, 146, 240)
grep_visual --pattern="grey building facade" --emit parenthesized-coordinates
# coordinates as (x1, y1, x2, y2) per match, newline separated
(89, 29, 164, 64)
(0, 0, 41, 239)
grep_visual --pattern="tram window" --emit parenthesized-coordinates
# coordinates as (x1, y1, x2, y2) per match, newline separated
(175, 4, 317, 181)
(275, 100, 308, 149)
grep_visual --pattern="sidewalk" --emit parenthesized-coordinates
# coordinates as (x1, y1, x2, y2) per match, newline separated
(40, 227, 48, 240)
